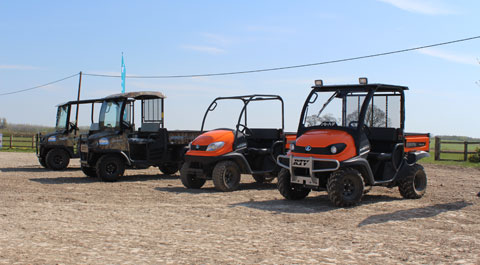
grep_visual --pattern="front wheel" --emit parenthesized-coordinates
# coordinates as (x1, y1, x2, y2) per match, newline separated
(81, 165, 97, 178)
(45, 149, 70, 170)
(95, 155, 125, 182)
(398, 164, 427, 199)
(327, 168, 364, 207)
(277, 168, 310, 200)
(38, 156, 48, 168)
(180, 163, 206, 189)
(159, 163, 180, 175)
(212, 160, 241, 192)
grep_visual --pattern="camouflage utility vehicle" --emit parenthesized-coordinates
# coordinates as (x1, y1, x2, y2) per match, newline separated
(79, 91, 200, 182)
(37, 99, 102, 170)
(277, 78, 430, 207)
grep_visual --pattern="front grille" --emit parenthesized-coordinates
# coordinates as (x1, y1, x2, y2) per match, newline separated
(313, 160, 338, 170)
(293, 167, 309, 176)
(192, 145, 208, 151)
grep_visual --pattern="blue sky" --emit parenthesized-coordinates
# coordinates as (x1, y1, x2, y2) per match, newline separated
(0, 0, 479, 137)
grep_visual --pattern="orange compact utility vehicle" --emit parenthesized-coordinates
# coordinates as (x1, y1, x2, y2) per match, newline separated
(277, 78, 430, 206)
(181, 95, 294, 191)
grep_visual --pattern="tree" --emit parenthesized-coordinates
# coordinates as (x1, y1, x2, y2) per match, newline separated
(0, 118, 6, 129)
(346, 105, 390, 128)
(305, 113, 339, 126)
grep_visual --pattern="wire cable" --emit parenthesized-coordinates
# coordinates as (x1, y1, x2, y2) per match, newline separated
(83, 35, 480, 79)
(0, 73, 79, 96)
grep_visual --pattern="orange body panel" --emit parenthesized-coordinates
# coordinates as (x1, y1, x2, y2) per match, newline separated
(405, 134, 430, 152)
(285, 134, 296, 149)
(186, 130, 234, 157)
(291, 129, 356, 162)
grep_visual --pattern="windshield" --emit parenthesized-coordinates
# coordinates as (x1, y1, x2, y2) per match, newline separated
(303, 91, 344, 127)
(302, 90, 402, 129)
(55, 105, 69, 131)
(99, 100, 124, 129)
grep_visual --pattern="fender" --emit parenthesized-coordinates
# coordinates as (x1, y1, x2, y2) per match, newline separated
(406, 151, 430, 165)
(340, 156, 375, 185)
(222, 152, 254, 174)
(94, 150, 132, 166)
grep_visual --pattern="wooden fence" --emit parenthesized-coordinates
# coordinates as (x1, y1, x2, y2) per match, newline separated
(0, 133, 37, 150)
(434, 136, 480, 161)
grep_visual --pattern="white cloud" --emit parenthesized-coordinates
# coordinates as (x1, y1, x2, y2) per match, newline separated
(0, 65, 39, 70)
(200, 33, 231, 45)
(417, 48, 477, 66)
(181, 45, 225, 54)
(377, 0, 455, 15)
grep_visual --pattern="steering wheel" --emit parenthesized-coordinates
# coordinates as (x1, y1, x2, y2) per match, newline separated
(348, 121, 358, 127)
(69, 122, 78, 131)
(237, 124, 253, 136)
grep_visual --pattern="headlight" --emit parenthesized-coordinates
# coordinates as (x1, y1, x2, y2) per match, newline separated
(206, 141, 224, 151)
(98, 138, 109, 146)
(48, 136, 56, 142)
(328, 143, 346, 154)
(330, 145, 337, 154)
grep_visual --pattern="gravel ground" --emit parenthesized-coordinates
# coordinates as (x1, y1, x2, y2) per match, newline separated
(0, 152, 479, 264)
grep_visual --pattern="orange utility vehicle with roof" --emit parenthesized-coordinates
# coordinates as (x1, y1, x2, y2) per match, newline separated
(277, 78, 430, 206)
(180, 95, 294, 191)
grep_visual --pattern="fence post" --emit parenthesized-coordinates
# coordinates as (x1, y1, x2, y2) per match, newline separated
(464, 141, 468, 161)
(9, 135, 12, 149)
(434, 136, 441, 160)
(32, 135, 35, 149)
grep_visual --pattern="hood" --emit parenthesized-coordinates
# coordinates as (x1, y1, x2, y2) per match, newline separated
(291, 129, 356, 161)
(187, 129, 235, 157)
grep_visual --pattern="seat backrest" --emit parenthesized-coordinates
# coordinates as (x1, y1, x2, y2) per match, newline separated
(141, 122, 160, 132)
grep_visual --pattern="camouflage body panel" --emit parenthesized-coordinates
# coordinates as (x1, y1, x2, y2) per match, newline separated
(169, 130, 202, 145)
(37, 131, 78, 158)
(87, 131, 129, 152)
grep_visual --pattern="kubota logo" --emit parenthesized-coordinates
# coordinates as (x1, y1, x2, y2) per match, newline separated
(305, 146, 312, 152)
(196, 145, 200, 150)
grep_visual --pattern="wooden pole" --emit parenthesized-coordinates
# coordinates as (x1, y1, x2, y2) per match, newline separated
(434, 136, 441, 160)
(74, 71, 82, 136)
(464, 141, 468, 161)
(9, 135, 12, 149)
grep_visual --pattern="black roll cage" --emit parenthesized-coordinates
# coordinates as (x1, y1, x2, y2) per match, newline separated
(297, 84, 407, 137)
(200, 94, 285, 148)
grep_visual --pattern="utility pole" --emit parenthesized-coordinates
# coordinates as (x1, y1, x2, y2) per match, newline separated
(74, 71, 82, 136)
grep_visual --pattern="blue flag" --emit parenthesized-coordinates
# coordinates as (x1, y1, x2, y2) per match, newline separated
(121, 53, 126, 93)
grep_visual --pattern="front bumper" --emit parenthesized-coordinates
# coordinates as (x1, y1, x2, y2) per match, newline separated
(277, 154, 340, 186)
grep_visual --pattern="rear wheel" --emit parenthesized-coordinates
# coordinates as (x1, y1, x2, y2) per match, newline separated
(159, 163, 179, 175)
(398, 164, 427, 199)
(81, 165, 97, 178)
(212, 160, 241, 192)
(277, 168, 310, 200)
(180, 163, 206, 189)
(327, 168, 364, 207)
(96, 155, 125, 182)
(46, 149, 70, 170)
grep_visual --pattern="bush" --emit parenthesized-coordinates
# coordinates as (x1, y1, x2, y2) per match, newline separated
(468, 148, 480, 163)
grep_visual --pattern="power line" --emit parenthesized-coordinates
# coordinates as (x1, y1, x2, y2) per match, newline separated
(0, 73, 79, 96)
(83, 35, 480, 79)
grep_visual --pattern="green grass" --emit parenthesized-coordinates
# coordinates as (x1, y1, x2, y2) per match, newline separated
(420, 138, 480, 168)
(1, 135, 37, 152)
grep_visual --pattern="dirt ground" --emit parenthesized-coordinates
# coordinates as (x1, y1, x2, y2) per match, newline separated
(0, 152, 479, 264)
